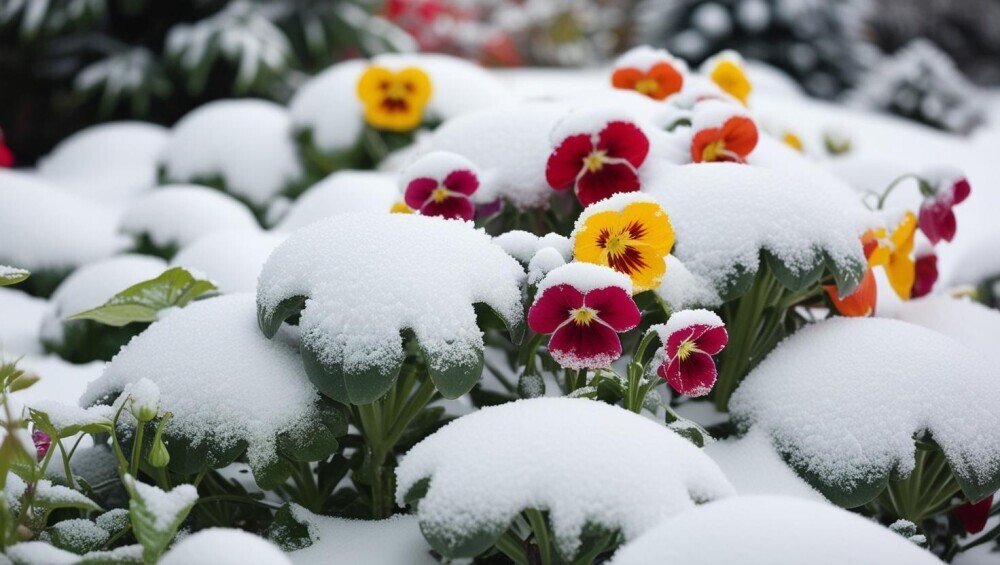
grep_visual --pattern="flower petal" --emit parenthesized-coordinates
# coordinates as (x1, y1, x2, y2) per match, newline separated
(420, 195, 475, 221)
(597, 121, 649, 168)
(528, 284, 585, 334)
(548, 318, 622, 370)
(692, 324, 728, 355)
(721, 116, 758, 158)
(443, 169, 479, 196)
(825, 268, 877, 317)
(575, 163, 641, 207)
(647, 62, 684, 99)
(404, 177, 440, 210)
(611, 67, 644, 90)
(661, 351, 718, 397)
(584, 287, 640, 332)
(911, 254, 938, 299)
(546, 134, 593, 191)
(665, 327, 695, 359)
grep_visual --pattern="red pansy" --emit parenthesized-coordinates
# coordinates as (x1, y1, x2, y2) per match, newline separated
(404, 168, 479, 221)
(545, 121, 650, 207)
(919, 176, 970, 245)
(656, 312, 728, 397)
(691, 116, 758, 164)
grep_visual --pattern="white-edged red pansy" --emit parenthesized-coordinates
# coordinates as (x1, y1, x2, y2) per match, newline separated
(401, 151, 481, 221)
(652, 309, 728, 397)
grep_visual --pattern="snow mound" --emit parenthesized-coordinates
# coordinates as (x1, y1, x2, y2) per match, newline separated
(0, 288, 47, 355)
(704, 428, 827, 502)
(289, 54, 509, 153)
(396, 397, 735, 559)
(160, 528, 291, 565)
(287, 505, 437, 565)
(609, 495, 943, 565)
(119, 185, 259, 252)
(37, 121, 168, 204)
(256, 214, 525, 405)
(0, 170, 127, 272)
(160, 100, 303, 207)
(644, 163, 869, 306)
(276, 171, 398, 232)
(889, 296, 1000, 364)
(730, 317, 1000, 506)
(536, 262, 633, 295)
(654, 255, 720, 310)
(81, 294, 332, 486)
(171, 230, 286, 293)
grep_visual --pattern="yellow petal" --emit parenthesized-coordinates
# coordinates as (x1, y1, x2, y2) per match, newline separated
(357, 66, 394, 103)
(398, 67, 433, 105)
(886, 212, 917, 300)
(621, 201, 675, 257)
(574, 210, 625, 266)
(710, 60, 751, 105)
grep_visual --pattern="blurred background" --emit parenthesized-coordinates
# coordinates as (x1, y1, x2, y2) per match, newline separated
(2, 0, 998, 165)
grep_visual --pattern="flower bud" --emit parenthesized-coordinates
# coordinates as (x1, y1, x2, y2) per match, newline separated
(128, 379, 160, 423)
(148, 437, 170, 468)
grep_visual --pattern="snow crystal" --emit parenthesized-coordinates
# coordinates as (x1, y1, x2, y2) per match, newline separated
(160, 528, 291, 565)
(37, 121, 168, 204)
(171, 230, 286, 293)
(643, 163, 868, 306)
(729, 317, 1000, 502)
(609, 495, 943, 565)
(81, 294, 325, 474)
(276, 171, 399, 232)
(287, 505, 437, 565)
(654, 255, 720, 311)
(528, 247, 567, 285)
(704, 429, 827, 502)
(257, 214, 524, 399)
(396, 397, 735, 559)
(160, 99, 303, 207)
(536, 262, 632, 295)
(537, 233, 572, 260)
(0, 170, 127, 271)
(119, 185, 259, 250)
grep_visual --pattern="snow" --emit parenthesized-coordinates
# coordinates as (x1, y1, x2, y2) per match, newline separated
(654, 308, 723, 338)
(47, 518, 109, 550)
(614, 45, 689, 74)
(729, 317, 1000, 503)
(8, 356, 104, 414)
(887, 296, 1000, 363)
(160, 528, 292, 565)
(287, 505, 437, 565)
(704, 429, 827, 502)
(0, 170, 127, 272)
(528, 247, 567, 285)
(275, 171, 399, 232)
(28, 401, 112, 433)
(81, 294, 325, 475)
(124, 475, 198, 533)
(171, 230, 286, 294)
(4, 474, 99, 514)
(643, 163, 870, 306)
(493, 230, 540, 263)
(160, 99, 303, 207)
(36, 121, 168, 204)
(119, 185, 259, 250)
(257, 214, 524, 396)
(608, 495, 944, 565)
(691, 98, 752, 133)
(943, 227, 1000, 288)
(654, 255, 720, 311)
(4, 541, 80, 565)
(536, 262, 632, 295)
(0, 287, 47, 355)
(396, 397, 735, 559)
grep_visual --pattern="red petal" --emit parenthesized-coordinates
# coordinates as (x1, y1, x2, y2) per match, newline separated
(597, 121, 649, 168)
(420, 195, 475, 221)
(659, 351, 718, 397)
(546, 134, 593, 190)
(575, 163, 641, 207)
(692, 324, 728, 355)
(721, 117, 758, 158)
(405, 177, 439, 210)
(665, 327, 695, 359)
(528, 284, 585, 334)
(584, 287, 641, 332)
(955, 494, 993, 534)
(825, 269, 877, 317)
(952, 178, 971, 204)
(443, 169, 479, 196)
(690, 128, 719, 163)
(548, 319, 622, 370)
(911, 255, 938, 299)
(611, 68, 643, 90)
(0, 144, 13, 168)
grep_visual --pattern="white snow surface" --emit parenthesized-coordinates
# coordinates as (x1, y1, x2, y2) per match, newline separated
(0, 170, 127, 271)
(37, 121, 168, 204)
(119, 185, 259, 249)
(257, 214, 524, 380)
(171, 229, 286, 293)
(614, 45, 689, 74)
(888, 296, 1000, 364)
(160, 528, 291, 565)
(609, 495, 943, 565)
(729, 317, 1000, 496)
(528, 247, 567, 285)
(81, 294, 325, 473)
(654, 255, 720, 310)
(0, 287, 47, 355)
(705, 429, 827, 502)
(287, 505, 437, 565)
(536, 262, 632, 295)
(275, 171, 398, 232)
(396, 397, 735, 558)
(160, 99, 303, 206)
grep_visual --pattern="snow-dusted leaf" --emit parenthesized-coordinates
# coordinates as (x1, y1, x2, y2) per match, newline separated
(124, 476, 197, 563)
(5, 473, 102, 513)
(67, 267, 216, 327)
(730, 317, 1000, 507)
(0, 265, 29, 286)
(396, 397, 734, 560)
(47, 519, 109, 554)
(256, 214, 525, 405)
(29, 402, 113, 438)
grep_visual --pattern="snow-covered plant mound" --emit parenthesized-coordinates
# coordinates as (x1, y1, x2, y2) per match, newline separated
(256, 214, 524, 405)
(171, 230, 286, 293)
(160, 99, 304, 211)
(81, 294, 347, 488)
(730, 317, 1000, 506)
(275, 171, 398, 232)
(119, 185, 259, 257)
(36, 121, 168, 203)
(396, 397, 735, 560)
(889, 296, 1000, 363)
(609, 495, 943, 565)
(645, 163, 869, 308)
(159, 528, 292, 565)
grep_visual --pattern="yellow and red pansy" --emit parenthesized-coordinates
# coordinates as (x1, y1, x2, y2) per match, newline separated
(357, 65, 432, 132)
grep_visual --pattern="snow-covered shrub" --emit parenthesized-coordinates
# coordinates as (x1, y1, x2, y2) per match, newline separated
(274, 171, 399, 232)
(171, 229, 286, 294)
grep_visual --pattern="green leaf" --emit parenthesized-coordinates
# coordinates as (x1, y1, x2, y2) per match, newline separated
(301, 338, 402, 406)
(269, 503, 314, 552)
(124, 476, 198, 563)
(33, 483, 103, 512)
(824, 251, 866, 300)
(68, 267, 217, 327)
(424, 344, 484, 401)
(763, 248, 825, 292)
(0, 266, 29, 286)
(48, 519, 110, 554)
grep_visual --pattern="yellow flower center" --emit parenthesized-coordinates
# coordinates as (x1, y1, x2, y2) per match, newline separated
(383, 79, 412, 100)
(702, 140, 727, 162)
(571, 307, 596, 326)
(431, 187, 449, 204)
(604, 233, 628, 256)
(584, 151, 607, 173)
(634, 78, 660, 95)
(676, 339, 697, 361)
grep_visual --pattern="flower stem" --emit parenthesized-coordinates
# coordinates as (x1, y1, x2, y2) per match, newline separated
(525, 509, 553, 565)
(876, 174, 920, 210)
(129, 423, 145, 479)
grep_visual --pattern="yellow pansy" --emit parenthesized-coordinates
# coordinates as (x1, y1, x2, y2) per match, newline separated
(357, 66, 432, 132)
(573, 200, 675, 293)
(708, 59, 751, 105)
(885, 212, 917, 300)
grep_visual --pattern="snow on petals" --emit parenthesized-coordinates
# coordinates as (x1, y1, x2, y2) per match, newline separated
(917, 167, 970, 245)
(529, 263, 639, 370)
(545, 114, 650, 207)
(652, 309, 728, 397)
(611, 46, 686, 101)
(357, 65, 432, 132)
(690, 100, 758, 164)
(401, 151, 480, 221)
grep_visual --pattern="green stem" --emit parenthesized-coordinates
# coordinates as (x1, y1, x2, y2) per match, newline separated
(129, 423, 145, 479)
(495, 529, 529, 565)
(526, 509, 552, 565)
(959, 522, 1000, 553)
(876, 174, 920, 210)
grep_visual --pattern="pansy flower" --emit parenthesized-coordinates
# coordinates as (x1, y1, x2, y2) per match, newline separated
(357, 65, 432, 132)
(401, 151, 480, 221)
(0, 130, 13, 168)
(528, 263, 640, 370)
(611, 47, 686, 100)
(911, 250, 938, 299)
(700, 50, 752, 105)
(955, 494, 994, 534)
(885, 211, 917, 300)
(652, 309, 728, 397)
(918, 170, 971, 245)
(390, 201, 414, 214)
(824, 229, 885, 317)
(572, 194, 675, 293)
(690, 101, 758, 164)
(32, 428, 51, 461)
(546, 118, 650, 207)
